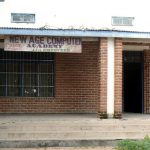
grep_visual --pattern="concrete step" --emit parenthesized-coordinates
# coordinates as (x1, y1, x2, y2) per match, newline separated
(1, 119, 150, 124)
(0, 114, 150, 148)
(0, 124, 150, 133)
(0, 131, 150, 140)
(0, 140, 116, 148)
(0, 126, 150, 134)
(1, 120, 150, 141)
(0, 147, 114, 150)
(1, 120, 150, 126)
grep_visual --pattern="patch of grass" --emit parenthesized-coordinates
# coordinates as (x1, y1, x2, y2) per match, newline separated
(116, 135, 150, 150)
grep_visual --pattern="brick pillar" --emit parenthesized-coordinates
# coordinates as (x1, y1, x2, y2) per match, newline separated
(98, 38, 108, 118)
(114, 38, 123, 118)
(144, 50, 150, 113)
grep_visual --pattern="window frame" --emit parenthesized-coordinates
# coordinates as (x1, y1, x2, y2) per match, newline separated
(0, 50, 55, 98)
(11, 13, 35, 23)
(111, 16, 134, 26)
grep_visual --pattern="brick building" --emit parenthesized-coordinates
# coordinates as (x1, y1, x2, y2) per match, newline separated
(1, 0, 150, 119)
(0, 28, 150, 119)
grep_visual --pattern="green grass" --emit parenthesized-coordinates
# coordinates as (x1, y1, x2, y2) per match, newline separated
(116, 136, 150, 150)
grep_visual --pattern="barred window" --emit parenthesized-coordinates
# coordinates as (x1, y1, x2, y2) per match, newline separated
(112, 16, 134, 26)
(11, 13, 35, 23)
(0, 49, 55, 97)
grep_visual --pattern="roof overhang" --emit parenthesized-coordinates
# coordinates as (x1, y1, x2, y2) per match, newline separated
(1, 27, 150, 39)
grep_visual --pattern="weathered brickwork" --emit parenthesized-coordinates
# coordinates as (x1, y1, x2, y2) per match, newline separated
(0, 41, 100, 113)
(144, 50, 150, 113)
(98, 38, 108, 118)
(114, 38, 123, 118)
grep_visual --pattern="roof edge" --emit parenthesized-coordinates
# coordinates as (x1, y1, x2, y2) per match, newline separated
(0, 27, 150, 39)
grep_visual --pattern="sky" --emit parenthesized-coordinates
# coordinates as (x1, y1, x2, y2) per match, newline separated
(0, 0, 150, 31)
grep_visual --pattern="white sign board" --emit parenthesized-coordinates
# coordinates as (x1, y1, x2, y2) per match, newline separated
(4, 36, 82, 53)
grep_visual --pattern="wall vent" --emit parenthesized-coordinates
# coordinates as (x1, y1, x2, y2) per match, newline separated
(11, 13, 35, 23)
(112, 16, 134, 26)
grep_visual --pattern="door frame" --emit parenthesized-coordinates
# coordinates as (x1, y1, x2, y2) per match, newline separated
(123, 51, 144, 113)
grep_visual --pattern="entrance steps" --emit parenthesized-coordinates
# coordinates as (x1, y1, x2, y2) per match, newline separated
(0, 113, 150, 148)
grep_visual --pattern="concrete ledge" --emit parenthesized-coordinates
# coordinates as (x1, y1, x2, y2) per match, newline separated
(0, 140, 118, 148)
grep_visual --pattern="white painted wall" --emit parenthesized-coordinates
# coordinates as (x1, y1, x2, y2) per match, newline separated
(0, 0, 150, 32)
(107, 38, 114, 117)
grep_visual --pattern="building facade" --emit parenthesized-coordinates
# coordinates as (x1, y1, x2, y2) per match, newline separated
(1, 29, 150, 118)
(1, 0, 150, 118)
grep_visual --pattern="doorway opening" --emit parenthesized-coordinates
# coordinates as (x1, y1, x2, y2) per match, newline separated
(123, 51, 144, 113)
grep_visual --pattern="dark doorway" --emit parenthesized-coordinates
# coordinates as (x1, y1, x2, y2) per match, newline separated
(123, 51, 144, 113)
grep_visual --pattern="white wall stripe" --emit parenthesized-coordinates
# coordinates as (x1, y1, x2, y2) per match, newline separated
(107, 38, 115, 117)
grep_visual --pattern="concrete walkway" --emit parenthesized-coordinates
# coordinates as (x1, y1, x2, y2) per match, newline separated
(0, 113, 97, 121)
(0, 113, 150, 148)
(0, 113, 149, 121)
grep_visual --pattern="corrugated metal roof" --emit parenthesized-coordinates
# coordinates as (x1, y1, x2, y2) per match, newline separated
(1, 27, 150, 39)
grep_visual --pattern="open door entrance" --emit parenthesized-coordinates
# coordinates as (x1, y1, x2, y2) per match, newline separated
(123, 51, 144, 113)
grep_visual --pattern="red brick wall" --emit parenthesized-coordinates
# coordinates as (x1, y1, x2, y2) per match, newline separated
(0, 41, 99, 113)
(144, 50, 150, 113)
(114, 38, 123, 118)
(98, 38, 108, 118)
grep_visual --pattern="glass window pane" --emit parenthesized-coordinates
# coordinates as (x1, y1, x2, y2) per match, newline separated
(7, 87, 20, 96)
(39, 63, 54, 73)
(7, 63, 19, 72)
(0, 86, 5, 96)
(39, 74, 54, 86)
(23, 87, 37, 97)
(39, 87, 54, 97)
(0, 74, 6, 86)
(24, 63, 36, 73)
(7, 73, 19, 86)
(24, 74, 37, 86)
(0, 63, 6, 72)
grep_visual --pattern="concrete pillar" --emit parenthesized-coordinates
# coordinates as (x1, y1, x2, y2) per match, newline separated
(98, 38, 123, 119)
(98, 38, 108, 118)
(107, 38, 115, 118)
